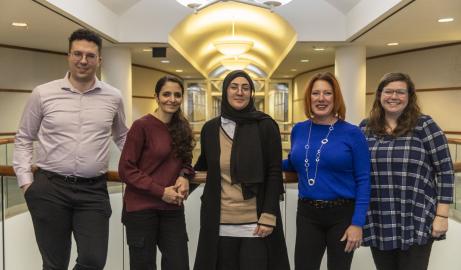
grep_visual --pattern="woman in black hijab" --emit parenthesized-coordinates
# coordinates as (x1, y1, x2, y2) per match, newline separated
(193, 70, 290, 270)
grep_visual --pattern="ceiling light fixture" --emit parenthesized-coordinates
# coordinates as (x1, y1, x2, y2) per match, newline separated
(160, 60, 170, 63)
(387, 42, 399, 46)
(438, 17, 454, 23)
(214, 19, 253, 56)
(300, 59, 309, 63)
(314, 47, 325, 51)
(176, 69, 184, 73)
(221, 57, 251, 71)
(291, 68, 297, 71)
(12, 22, 27, 27)
(176, 0, 292, 11)
(142, 48, 151, 52)
(253, 0, 293, 8)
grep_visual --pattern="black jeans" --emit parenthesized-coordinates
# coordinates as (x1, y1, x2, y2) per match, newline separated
(122, 208, 189, 270)
(217, 236, 268, 270)
(25, 169, 112, 270)
(370, 239, 434, 270)
(295, 200, 355, 270)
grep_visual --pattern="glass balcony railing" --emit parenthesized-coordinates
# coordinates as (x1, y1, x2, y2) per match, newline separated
(0, 133, 461, 269)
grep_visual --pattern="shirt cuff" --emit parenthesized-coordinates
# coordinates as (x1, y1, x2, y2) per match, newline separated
(17, 173, 34, 188)
(258, 212, 276, 227)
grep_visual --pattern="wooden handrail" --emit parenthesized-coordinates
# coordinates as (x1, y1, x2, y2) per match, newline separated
(1, 164, 460, 185)
(4, 129, 460, 137)
(3, 136, 461, 146)
(448, 138, 461, 145)
(0, 138, 14, 145)
(0, 165, 299, 184)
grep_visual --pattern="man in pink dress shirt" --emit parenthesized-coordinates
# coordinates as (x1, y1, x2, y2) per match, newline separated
(13, 28, 128, 270)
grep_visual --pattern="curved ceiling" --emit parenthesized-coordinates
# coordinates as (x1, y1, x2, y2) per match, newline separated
(169, 1, 297, 78)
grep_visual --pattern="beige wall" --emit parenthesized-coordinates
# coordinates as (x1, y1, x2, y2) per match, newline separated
(0, 47, 68, 132)
(366, 44, 461, 131)
(1, 43, 460, 133)
(0, 47, 168, 132)
(293, 44, 461, 132)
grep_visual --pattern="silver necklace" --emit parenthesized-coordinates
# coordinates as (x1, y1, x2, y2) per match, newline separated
(304, 120, 335, 186)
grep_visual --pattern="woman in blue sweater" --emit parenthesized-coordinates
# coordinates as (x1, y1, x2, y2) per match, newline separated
(283, 72, 370, 270)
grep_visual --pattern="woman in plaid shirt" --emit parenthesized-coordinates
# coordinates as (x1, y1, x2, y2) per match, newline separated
(360, 72, 455, 270)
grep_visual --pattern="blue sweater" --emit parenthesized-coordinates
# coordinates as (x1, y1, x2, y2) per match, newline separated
(283, 119, 371, 226)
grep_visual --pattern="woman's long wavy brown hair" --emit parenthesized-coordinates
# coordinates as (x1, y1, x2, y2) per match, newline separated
(365, 72, 421, 137)
(155, 76, 196, 163)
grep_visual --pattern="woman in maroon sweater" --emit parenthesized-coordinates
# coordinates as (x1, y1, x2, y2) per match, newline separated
(119, 75, 195, 270)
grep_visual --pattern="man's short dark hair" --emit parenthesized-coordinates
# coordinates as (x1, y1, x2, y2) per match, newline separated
(68, 28, 102, 54)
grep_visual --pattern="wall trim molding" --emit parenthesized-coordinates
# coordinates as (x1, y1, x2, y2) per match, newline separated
(0, 46, 178, 78)
(132, 95, 155, 100)
(0, 88, 160, 100)
(294, 42, 461, 81)
(0, 44, 66, 56)
(0, 89, 32, 94)
(2, 86, 460, 97)
(366, 86, 461, 95)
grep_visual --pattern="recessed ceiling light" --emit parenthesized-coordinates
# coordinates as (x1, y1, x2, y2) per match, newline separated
(387, 42, 399, 46)
(160, 60, 170, 64)
(142, 48, 151, 52)
(283, 75, 291, 78)
(175, 69, 183, 73)
(12, 22, 27, 27)
(291, 68, 297, 72)
(300, 59, 309, 63)
(314, 47, 325, 51)
(438, 17, 454, 23)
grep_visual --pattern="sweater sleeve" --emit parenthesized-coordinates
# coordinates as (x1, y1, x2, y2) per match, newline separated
(118, 121, 165, 198)
(349, 127, 371, 227)
(260, 119, 284, 219)
(420, 116, 454, 203)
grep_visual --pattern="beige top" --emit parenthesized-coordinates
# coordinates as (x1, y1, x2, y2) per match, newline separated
(219, 128, 275, 226)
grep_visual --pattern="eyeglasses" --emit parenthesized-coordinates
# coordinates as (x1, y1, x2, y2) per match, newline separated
(69, 51, 99, 63)
(228, 83, 251, 93)
(381, 88, 408, 97)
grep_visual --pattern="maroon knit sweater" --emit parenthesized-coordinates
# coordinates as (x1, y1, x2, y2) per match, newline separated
(119, 114, 192, 212)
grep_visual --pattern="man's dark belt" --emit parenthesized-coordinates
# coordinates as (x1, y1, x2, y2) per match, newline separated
(299, 198, 355, 208)
(38, 168, 106, 184)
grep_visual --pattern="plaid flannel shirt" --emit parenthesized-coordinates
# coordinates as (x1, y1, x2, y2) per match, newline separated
(360, 115, 454, 250)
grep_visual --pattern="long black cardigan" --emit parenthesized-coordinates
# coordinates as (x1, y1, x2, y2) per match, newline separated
(193, 117, 290, 270)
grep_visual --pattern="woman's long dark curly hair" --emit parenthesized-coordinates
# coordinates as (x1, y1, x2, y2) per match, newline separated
(365, 72, 421, 137)
(155, 76, 196, 163)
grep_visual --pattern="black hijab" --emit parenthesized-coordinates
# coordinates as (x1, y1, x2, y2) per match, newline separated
(221, 70, 270, 199)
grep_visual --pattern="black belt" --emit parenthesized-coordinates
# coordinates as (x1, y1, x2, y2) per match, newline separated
(38, 168, 106, 184)
(299, 198, 354, 208)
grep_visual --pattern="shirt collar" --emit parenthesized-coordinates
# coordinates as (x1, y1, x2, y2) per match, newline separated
(221, 116, 235, 124)
(61, 72, 102, 94)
